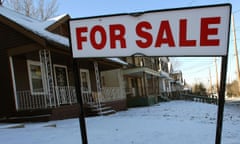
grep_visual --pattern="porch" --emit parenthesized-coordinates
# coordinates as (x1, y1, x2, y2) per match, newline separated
(16, 86, 124, 111)
(123, 67, 161, 107)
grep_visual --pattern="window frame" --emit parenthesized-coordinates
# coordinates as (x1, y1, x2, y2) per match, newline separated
(27, 60, 46, 95)
(53, 64, 69, 87)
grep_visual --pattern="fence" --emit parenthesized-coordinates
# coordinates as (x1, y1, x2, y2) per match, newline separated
(180, 93, 218, 104)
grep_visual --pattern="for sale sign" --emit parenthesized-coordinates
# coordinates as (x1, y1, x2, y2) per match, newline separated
(69, 4, 231, 58)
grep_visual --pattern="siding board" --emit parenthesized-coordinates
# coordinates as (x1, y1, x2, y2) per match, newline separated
(0, 50, 16, 116)
(0, 22, 32, 49)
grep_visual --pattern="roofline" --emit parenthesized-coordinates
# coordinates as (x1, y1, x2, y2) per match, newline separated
(46, 14, 70, 31)
(0, 11, 70, 49)
(0, 14, 47, 47)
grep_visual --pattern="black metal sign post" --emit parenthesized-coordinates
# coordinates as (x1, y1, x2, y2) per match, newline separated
(215, 56, 228, 144)
(73, 59, 88, 144)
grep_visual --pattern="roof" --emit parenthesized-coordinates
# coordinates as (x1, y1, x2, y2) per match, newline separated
(171, 70, 182, 74)
(0, 6, 127, 65)
(123, 67, 160, 77)
(107, 58, 128, 65)
(0, 6, 69, 47)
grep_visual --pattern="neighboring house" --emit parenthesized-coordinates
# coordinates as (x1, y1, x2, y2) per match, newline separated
(158, 57, 173, 94)
(0, 6, 127, 122)
(122, 56, 163, 107)
(170, 70, 185, 92)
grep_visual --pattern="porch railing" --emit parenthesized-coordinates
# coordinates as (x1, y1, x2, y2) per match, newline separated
(82, 87, 124, 104)
(55, 86, 77, 105)
(101, 87, 124, 102)
(17, 90, 48, 110)
(16, 86, 123, 111)
(16, 86, 78, 111)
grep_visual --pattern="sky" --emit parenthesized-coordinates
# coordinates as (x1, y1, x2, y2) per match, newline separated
(57, 0, 240, 88)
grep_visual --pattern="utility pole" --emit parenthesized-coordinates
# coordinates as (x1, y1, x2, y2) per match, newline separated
(209, 68, 213, 94)
(215, 58, 219, 94)
(232, 14, 240, 92)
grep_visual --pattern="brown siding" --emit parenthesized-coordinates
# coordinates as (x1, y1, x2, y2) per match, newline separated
(13, 56, 30, 91)
(0, 22, 32, 50)
(51, 23, 69, 37)
(51, 52, 74, 86)
(0, 50, 16, 117)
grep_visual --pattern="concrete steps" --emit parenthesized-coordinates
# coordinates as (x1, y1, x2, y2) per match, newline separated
(85, 103, 116, 116)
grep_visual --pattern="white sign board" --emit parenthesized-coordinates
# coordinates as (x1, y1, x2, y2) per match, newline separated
(69, 4, 231, 58)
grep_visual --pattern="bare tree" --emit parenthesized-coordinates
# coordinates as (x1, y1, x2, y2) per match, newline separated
(4, 0, 58, 20)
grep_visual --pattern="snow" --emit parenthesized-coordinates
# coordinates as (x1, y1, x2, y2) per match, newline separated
(0, 100, 239, 144)
(107, 58, 128, 65)
(0, 6, 69, 47)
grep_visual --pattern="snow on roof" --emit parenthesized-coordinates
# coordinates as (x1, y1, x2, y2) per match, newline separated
(0, 6, 127, 65)
(41, 14, 69, 28)
(107, 58, 128, 65)
(171, 70, 182, 74)
(0, 6, 69, 47)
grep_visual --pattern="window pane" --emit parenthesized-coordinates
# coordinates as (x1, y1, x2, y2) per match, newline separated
(55, 67, 68, 86)
(30, 64, 44, 93)
(32, 78, 44, 92)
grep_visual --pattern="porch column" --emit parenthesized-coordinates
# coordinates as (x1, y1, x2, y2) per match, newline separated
(93, 61, 102, 112)
(9, 56, 18, 110)
(143, 72, 148, 96)
(39, 49, 56, 107)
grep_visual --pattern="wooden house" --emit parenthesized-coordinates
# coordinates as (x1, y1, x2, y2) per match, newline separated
(122, 56, 175, 106)
(0, 6, 127, 122)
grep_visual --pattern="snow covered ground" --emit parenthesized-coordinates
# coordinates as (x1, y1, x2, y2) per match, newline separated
(0, 100, 239, 144)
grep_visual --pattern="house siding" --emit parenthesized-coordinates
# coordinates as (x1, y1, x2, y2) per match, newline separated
(13, 56, 30, 91)
(0, 22, 31, 49)
(0, 50, 16, 117)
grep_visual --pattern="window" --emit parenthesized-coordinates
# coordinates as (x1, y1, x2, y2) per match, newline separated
(54, 64, 69, 86)
(27, 60, 45, 94)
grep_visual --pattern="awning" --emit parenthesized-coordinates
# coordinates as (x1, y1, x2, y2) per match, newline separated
(160, 71, 173, 80)
(123, 67, 160, 77)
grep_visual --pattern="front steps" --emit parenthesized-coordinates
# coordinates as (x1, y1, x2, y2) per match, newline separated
(0, 109, 52, 123)
(85, 103, 116, 117)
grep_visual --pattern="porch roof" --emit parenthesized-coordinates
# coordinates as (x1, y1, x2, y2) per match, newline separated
(123, 67, 160, 77)
(159, 71, 173, 80)
(107, 58, 128, 65)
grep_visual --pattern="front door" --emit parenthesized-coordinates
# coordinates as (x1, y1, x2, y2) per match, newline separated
(80, 69, 92, 103)
(54, 65, 69, 105)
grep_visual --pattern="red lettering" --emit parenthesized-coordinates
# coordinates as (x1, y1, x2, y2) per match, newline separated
(200, 17, 220, 46)
(109, 24, 126, 49)
(179, 19, 196, 47)
(136, 21, 153, 48)
(76, 27, 87, 50)
(90, 25, 107, 50)
(155, 21, 175, 47)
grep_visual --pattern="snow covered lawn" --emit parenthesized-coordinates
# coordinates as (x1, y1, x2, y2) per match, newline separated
(0, 101, 239, 144)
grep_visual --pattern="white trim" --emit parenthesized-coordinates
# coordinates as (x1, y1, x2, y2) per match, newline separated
(9, 56, 18, 110)
(53, 64, 69, 87)
(27, 60, 46, 95)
